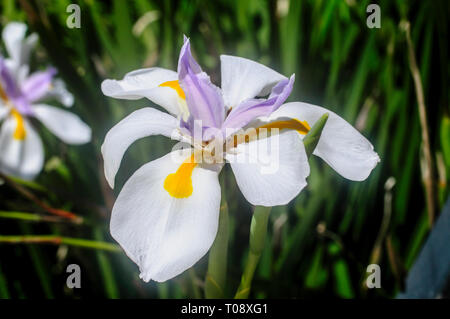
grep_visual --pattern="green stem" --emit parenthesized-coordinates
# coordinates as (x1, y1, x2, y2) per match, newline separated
(232, 112, 329, 299)
(6, 176, 48, 192)
(0, 262, 10, 298)
(188, 268, 202, 299)
(0, 235, 120, 252)
(94, 228, 119, 298)
(234, 206, 271, 299)
(0, 210, 74, 223)
(205, 177, 229, 298)
(0, 172, 83, 224)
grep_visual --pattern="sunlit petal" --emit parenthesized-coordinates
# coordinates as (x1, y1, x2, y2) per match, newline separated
(259, 102, 380, 181)
(220, 55, 287, 109)
(101, 107, 180, 188)
(222, 75, 295, 136)
(226, 130, 309, 206)
(110, 149, 221, 282)
(101, 67, 184, 116)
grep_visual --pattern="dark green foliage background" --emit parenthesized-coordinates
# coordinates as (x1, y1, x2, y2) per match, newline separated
(0, 0, 448, 298)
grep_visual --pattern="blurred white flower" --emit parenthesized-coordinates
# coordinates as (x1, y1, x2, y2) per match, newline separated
(0, 22, 91, 180)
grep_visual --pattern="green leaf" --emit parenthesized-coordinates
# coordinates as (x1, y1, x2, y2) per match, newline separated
(303, 113, 329, 157)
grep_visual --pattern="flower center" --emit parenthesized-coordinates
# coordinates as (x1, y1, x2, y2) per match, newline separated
(0, 81, 9, 102)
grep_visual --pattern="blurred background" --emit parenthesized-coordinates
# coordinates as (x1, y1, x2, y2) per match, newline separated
(0, 0, 448, 298)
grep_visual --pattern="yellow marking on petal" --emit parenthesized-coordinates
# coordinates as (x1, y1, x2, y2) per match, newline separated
(159, 80, 186, 100)
(258, 118, 311, 135)
(231, 118, 311, 149)
(11, 109, 26, 140)
(164, 153, 197, 198)
(0, 83, 27, 140)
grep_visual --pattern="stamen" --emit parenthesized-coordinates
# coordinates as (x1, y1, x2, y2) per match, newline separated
(11, 109, 26, 140)
(164, 153, 197, 198)
(159, 80, 186, 100)
(0, 82, 9, 102)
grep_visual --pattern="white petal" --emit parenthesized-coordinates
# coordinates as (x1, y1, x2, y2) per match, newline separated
(32, 104, 91, 145)
(44, 79, 74, 107)
(220, 55, 287, 109)
(2, 22, 26, 62)
(101, 107, 180, 188)
(0, 117, 44, 180)
(101, 67, 183, 116)
(2, 22, 37, 67)
(0, 105, 10, 121)
(110, 149, 221, 282)
(226, 130, 309, 206)
(262, 102, 380, 181)
(21, 33, 38, 66)
(5, 60, 29, 84)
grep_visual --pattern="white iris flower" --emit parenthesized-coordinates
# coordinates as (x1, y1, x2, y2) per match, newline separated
(101, 37, 379, 282)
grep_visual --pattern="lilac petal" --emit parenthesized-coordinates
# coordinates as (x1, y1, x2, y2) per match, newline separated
(177, 37, 225, 133)
(222, 74, 295, 135)
(21, 67, 57, 103)
(0, 56, 20, 99)
(0, 56, 33, 115)
(12, 95, 33, 115)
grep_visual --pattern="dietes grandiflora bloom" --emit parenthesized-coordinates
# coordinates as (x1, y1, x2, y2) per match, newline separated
(101, 37, 379, 282)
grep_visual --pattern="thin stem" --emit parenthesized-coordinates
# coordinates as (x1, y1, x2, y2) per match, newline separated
(205, 175, 229, 298)
(234, 206, 271, 299)
(93, 228, 120, 298)
(0, 172, 83, 224)
(0, 235, 120, 252)
(385, 235, 404, 287)
(0, 210, 72, 223)
(369, 177, 395, 265)
(188, 268, 202, 299)
(7, 176, 48, 192)
(233, 112, 329, 299)
(363, 177, 396, 292)
(403, 21, 435, 227)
